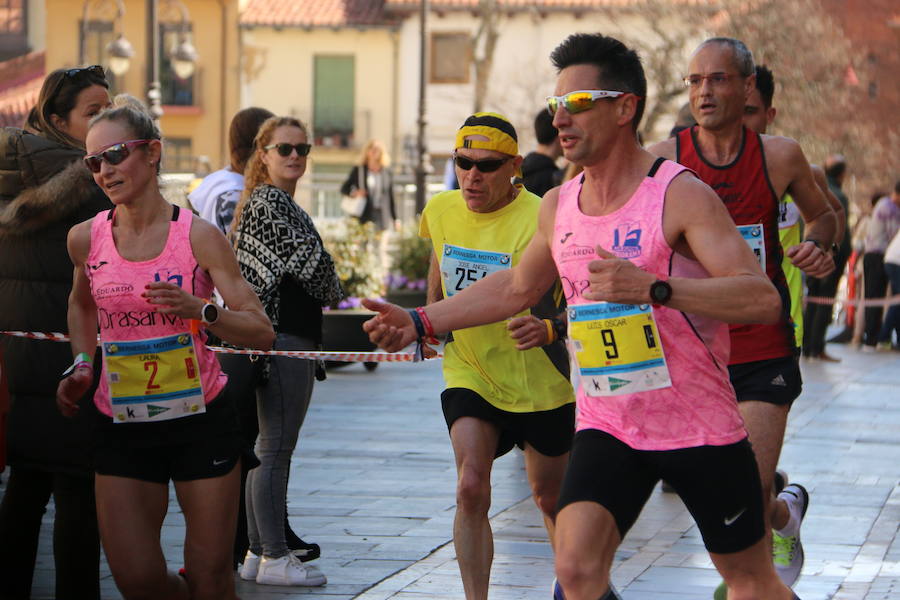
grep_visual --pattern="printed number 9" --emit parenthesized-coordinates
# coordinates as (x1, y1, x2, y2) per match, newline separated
(600, 328, 619, 359)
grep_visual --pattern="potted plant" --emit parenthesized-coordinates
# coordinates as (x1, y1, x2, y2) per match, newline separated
(385, 220, 431, 308)
(317, 218, 386, 370)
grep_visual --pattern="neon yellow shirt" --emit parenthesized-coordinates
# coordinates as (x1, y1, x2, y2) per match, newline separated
(779, 193, 803, 347)
(420, 188, 574, 413)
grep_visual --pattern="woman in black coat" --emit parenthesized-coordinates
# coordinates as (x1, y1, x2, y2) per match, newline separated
(0, 65, 111, 599)
(339, 139, 397, 230)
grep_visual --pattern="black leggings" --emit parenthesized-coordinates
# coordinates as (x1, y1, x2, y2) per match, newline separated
(0, 466, 100, 600)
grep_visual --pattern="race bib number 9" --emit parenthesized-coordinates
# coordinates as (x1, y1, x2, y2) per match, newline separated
(568, 302, 672, 396)
(441, 244, 512, 297)
(738, 224, 766, 269)
(104, 332, 206, 423)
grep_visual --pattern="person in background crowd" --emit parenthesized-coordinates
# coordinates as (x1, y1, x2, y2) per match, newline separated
(188, 105, 320, 570)
(877, 223, 900, 349)
(231, 116, 343, 587)
(188, 107, 274, 234)
(341, 139, 397, 230)
(862, 182, 900, 350)
(521, 109, 563, 197)
(58, 95, 274, 600)
(0, 64, 111, 600)
(803, 154, 851, 360)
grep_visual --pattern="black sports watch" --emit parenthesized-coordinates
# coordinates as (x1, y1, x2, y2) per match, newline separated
(200, 302, 220, 326)
(649, 279, 673, 306)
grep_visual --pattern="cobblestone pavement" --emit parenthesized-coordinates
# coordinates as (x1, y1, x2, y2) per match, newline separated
(5, 342, 899, 599)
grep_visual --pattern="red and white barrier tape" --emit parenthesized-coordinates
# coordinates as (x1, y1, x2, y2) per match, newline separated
(0, 331, 433, 362)
(803, 294, 900, 307)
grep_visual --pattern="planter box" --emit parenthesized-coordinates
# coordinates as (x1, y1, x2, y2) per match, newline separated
(385, 288, 427, 308)
(322, 309, 378, 371)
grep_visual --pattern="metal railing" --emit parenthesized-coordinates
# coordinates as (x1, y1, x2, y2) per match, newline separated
(298, 172, 446, 224)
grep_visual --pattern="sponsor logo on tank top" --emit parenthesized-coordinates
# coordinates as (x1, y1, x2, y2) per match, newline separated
(95, 282, 134, 299)
(559, 243, 595, 263)
(611, 222, 642, 258)
(97, 307, 186, 331)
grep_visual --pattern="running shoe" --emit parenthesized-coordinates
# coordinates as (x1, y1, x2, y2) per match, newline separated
(255, 553, 327, 586)
(552, 577, 565, 600)
(713, 580, 727, 600)
(552, 578, 622, 599)
(773, 483, 809, 587)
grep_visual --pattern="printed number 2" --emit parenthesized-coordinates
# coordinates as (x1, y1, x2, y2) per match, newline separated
(144, 361, 160, 393)
(454, 267, 484, 291)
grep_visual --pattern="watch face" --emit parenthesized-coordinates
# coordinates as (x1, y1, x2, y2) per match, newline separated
(203, 303, 219, 323)
(651, 281, 672, 304)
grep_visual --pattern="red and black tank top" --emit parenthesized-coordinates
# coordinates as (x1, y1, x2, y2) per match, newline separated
(676, 125, 795, 364)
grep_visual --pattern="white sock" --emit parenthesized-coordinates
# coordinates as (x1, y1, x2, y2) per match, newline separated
(774, 494, 800, 537)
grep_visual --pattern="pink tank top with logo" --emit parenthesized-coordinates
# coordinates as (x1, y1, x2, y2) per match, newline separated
(552, 159, 745, 450)
(86, 206, 226, 418)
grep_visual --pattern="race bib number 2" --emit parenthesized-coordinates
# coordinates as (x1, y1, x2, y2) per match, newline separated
(441, 244, 512, 297)
(104, 332, 206, 423)
(568, 302, 672, 396)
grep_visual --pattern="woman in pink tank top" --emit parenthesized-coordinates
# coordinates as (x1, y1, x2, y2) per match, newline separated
(56, 96, 274, 600)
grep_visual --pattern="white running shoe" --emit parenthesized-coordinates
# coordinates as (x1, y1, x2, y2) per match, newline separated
(239, 550, 260, 581)
(255, 553, 327, 586)
(773, 483, 809, 587)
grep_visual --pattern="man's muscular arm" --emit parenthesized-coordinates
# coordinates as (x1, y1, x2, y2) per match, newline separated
(363, 192, 561, 352)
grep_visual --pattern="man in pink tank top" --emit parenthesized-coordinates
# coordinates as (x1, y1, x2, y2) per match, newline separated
(363, 34, 803, 600)
(649, 38, 838, 594)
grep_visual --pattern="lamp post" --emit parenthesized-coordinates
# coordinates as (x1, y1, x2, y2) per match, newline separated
(414, 0, 429, 214)
(79, 0, 198, 125)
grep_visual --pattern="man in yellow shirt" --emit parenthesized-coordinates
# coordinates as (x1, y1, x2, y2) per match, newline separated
(421, 112, 575, 600)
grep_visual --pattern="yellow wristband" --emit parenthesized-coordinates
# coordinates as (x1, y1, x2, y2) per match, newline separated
(544, 318, 556, 344)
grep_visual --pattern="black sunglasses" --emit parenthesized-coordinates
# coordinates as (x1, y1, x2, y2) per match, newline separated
(84, 139, 151, 173)
(454, 155, 510, 173)
(51, 65, 107, 98)
(264, 142, 312, 157)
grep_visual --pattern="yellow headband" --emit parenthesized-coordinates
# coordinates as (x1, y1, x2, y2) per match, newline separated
(454, 112, 521, 177)
(454, 112, 519, 157)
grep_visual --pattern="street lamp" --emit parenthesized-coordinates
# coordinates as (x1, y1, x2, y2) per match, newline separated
(79, 0, 198, 124)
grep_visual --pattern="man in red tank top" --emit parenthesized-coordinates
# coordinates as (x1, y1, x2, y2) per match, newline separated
(649, 37, 838, 594)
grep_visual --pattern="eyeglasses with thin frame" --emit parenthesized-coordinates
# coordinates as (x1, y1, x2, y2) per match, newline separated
(682, 73, 737, 88)
(545, 89, 627, 116)
(264, 142, 312, 157)
(83, 139, 151, 173)
(453, 154, 511, 173)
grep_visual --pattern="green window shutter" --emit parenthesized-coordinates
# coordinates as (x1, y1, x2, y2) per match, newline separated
(314, 56, 354, 139)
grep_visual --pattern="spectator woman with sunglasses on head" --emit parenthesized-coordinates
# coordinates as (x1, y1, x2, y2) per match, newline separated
(0, 64, 111, 600)
(230, 116, 342, 587)
(57, 95, 274, 600)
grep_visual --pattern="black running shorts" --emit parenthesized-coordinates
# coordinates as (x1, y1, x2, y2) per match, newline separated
(441, 387, 575, 458)
(729, 355, 802, 406)
(557, 429, 765, 554)
(93, 385, 246, 484)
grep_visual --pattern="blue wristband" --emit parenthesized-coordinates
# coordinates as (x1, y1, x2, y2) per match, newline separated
(408, 309, 426, 339)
